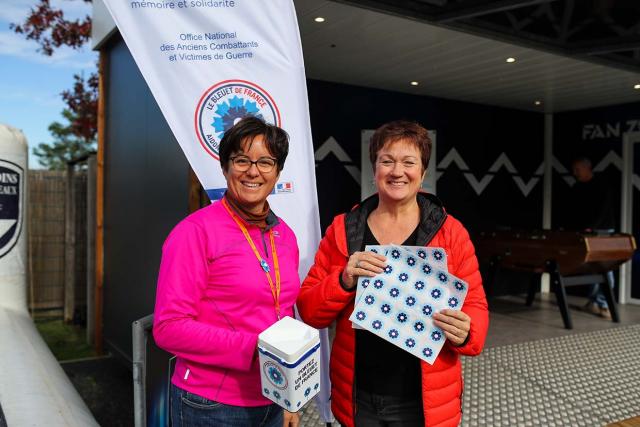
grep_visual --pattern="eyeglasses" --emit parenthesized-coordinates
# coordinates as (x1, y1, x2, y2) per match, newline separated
(377, 159, 420, 169)
(230, 155, 278, 173)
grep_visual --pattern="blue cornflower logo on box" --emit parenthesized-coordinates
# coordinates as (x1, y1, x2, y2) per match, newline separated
(423, 347, 433, 358)
(381, 304, 391, 314)
(398, 273, 409, 282)
(433, 250, 444, 261)
(384, 265, 393, 274)
(273, 391, 281, 400)
(304, 387, 311, 397)
(405, 338, 416, 348)
(438, 272, 448, 283)
(422, 264, 432, 275)
(389, 288, 400, 298)
(448, 297, 459, 308)
(405, 296, 416, 306)
(414, 281, 425, 291)
(362, 279, 370, 288)
(397, 312, 408, 323)
(417, 249, 427, 259)
(365, 295, 376, 305)
(388, 329, 399, 339)
(431, 330, 443, 341)
(373, 279, 384, 289)
(407, 256, 416, 266)
(263, 361, 288, 389)
(372, 320, 383, 330)
(431, 288, 442, 299)
(414, 321, 425, 332)
(195, 80, 280, 159)
(356, 311, 366, 321)
(454, 281, 465, 291)
(391, 249, 401, 259)
(284, 399, 291, 408)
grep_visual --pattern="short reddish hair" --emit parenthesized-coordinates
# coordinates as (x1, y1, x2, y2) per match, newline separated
(369, 120, 431, 172)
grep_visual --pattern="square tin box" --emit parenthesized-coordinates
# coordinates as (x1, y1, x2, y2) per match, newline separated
(258, 316, 321, 412)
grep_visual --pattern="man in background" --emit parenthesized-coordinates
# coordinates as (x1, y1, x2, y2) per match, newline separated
(569, 156, 616, 319)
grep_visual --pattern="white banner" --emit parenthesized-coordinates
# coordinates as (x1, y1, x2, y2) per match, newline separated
(102, 0, 320, 277)
(102, 1, 331, 421)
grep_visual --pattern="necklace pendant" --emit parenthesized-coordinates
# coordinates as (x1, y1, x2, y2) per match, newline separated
(260, 259, 270, 273)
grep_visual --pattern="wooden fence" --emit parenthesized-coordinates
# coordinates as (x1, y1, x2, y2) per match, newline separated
(28, 167, 89, 321)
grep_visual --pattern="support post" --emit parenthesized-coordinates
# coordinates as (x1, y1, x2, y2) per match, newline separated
(86, 154, 97, 344)
(64, 163, 76, 323)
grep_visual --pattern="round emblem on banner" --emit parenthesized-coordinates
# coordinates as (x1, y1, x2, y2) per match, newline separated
(195, 79, 281, 159)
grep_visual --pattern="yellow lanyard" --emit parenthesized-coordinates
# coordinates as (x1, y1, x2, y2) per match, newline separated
(222, 198, 281, 320)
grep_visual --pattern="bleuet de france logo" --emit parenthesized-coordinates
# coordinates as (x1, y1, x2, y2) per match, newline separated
(195, 79, 281, 159)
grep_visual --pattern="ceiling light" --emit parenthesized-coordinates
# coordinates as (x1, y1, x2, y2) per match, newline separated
(410, 81, 419, 86)
(314, 17, 325, 23)
(635, 83, 640, 89)
(534, 100, 542, 105)
(506, 57, 516, 63)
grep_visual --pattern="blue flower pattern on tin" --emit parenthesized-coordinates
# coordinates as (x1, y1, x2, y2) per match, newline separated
(414, 321, 425, 332)
(397, 312, 408, 323)
(381, 304, 391, 314)
(389, 288, 400, 298)
(422, 264, 432, 275)
(431, 330, 443, 341)
(384, 265, 393, 274)
(391, 249, 401, 259)
(372, 320, 382, 330)
(362, 279, 370, 288)
(356, 311, 366, 321)
(399, 273, 409, 282)
(284, 399, 291, 407)
(365, 295, 375, 305)
(448, 297, 459, 308)
(407, 256, 416, 266)
(304, 388, 311, 397)
(273, 391, 281, 400)
(373, 279, 384, 289)
(405, 296, 416, 306)
(415, 280, 425, 290)
(405, 338, 416, 348)
(431, 288, 442, 299)
(417, 249, 427, 259)
(388, 329, 399, 339)
(454, 281, 465, 291)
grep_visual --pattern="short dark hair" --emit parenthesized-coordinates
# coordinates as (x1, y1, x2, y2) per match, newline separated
(219, 116, 289, 172)
(571, 156, 592, 169)
(369, 120, 431, 172)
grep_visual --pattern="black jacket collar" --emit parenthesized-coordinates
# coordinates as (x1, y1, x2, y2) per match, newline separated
(344, 192, 447, 255)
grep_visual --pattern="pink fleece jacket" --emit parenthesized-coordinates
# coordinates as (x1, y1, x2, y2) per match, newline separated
(153, 200, 300, 406)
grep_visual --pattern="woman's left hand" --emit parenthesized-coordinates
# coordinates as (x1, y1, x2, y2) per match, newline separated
(432, 309, 471, 346)
(283, 410, 300, 427)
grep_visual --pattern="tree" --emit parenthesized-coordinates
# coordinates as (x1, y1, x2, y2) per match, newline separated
(32, 73, 98, 169)
(11, 0, 97, 169)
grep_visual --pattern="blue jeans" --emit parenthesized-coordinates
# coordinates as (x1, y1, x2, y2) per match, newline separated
(588, 271, 615, 309)
(170, 384, 283, 427)
(354, 389, 424, 427)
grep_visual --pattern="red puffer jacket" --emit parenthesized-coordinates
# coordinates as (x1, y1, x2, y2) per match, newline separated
(297, 193, 489, 427)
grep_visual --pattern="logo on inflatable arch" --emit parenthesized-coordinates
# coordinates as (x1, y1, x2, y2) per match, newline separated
(0, 160, 23, 259)
(195, 79, 281, 159)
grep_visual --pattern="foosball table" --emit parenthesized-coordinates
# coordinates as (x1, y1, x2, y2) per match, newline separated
(475, 230, 636, 329)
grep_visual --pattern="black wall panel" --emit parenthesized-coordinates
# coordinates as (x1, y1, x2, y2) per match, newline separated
(307, 80, 545, 233)
(104, 36, 191, 361)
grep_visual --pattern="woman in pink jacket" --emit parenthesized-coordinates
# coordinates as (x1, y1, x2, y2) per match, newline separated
(153, 117, 300, 427)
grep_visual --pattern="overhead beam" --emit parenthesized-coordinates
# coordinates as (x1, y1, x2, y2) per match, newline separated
(433, 0, 559, 23)
(569, 36, 640, 55)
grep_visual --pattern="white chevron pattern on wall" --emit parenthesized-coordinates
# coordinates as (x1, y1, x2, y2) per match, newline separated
(314, 137, 639, 197)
